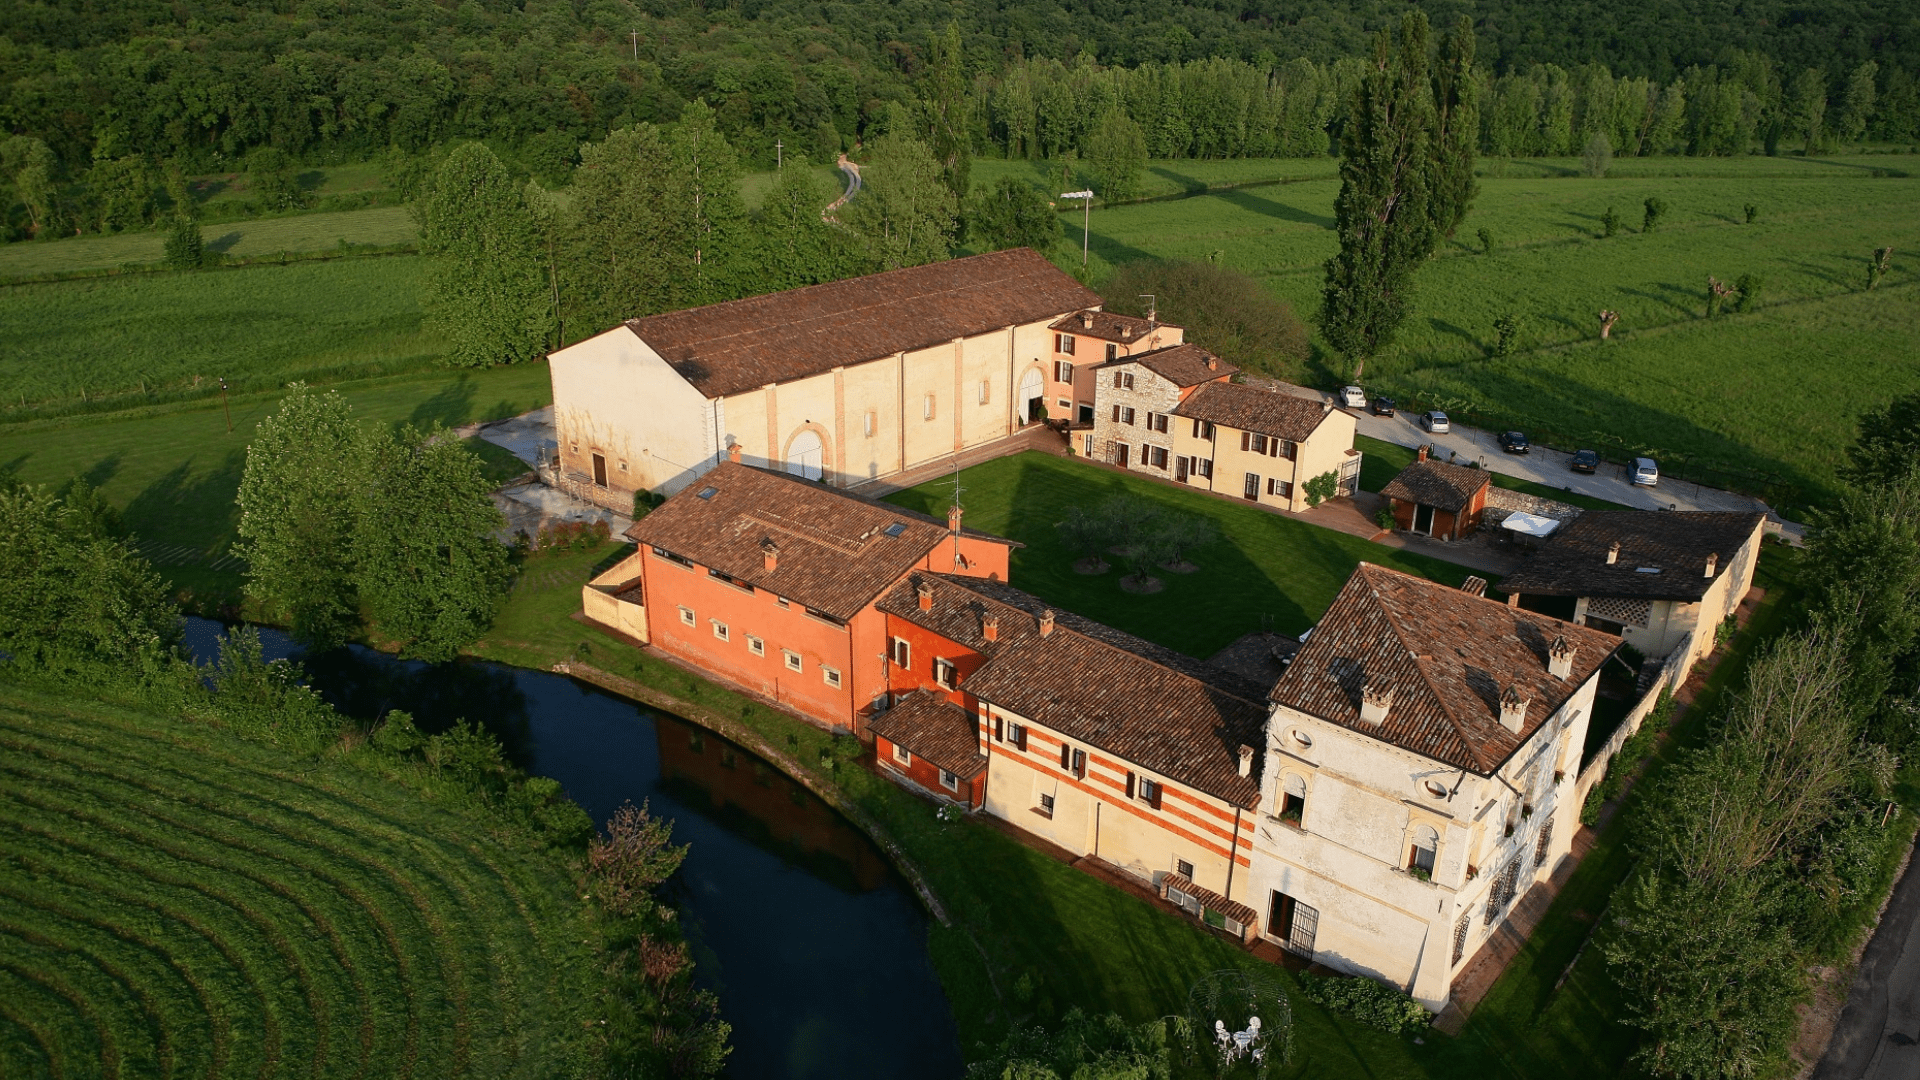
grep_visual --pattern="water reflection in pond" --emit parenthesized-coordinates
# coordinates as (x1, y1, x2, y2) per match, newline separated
(182, 619, 962, 1079)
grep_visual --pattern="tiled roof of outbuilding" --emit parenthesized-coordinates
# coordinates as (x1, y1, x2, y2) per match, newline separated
(1270, 564, 1618, 775)
(623, 248, 1101, 399)
(1498, 511, 1767, 601)
(1172, 381, 1334, 442)
(867, 690, 987, 779)
(623, 462, 1012, 621)
(879, 573, 1268, 806)
(1047, 309, 1171, 344)
(1380, 458, 1491, 512)
(1097, 343, 1239, 387)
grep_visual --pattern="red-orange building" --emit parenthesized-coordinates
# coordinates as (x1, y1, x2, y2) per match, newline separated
(1381, 449, 1492, 541)
(582, 455, 1014, 735)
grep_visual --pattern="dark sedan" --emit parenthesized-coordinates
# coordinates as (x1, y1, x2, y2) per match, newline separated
(1498, 431, 1531, 454)
(1570, 449, 1600, 473)
(1370, 397, 1396, 416)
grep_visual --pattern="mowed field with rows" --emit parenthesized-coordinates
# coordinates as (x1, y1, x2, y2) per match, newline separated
(0, 684, 599, 1079)
(1075, 154, 1919, 504)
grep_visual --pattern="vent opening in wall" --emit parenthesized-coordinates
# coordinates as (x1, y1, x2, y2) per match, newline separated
(1291, 730, 1313, 748)
(1424, 780, 1450, 798)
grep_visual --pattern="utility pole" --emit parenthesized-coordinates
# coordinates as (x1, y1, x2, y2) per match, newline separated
(630, 30, 640, 59)
(775, 139, 784, 170)
(218, 377, 231, 433)
(1060, 190, 1094, 266)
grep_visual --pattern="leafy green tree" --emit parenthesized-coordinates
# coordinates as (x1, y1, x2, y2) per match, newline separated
(1841, 392, 1920, 490)
(563, 124, 681, 330)
(1104, 260, 1310, 378)
(235, 384, 368, 649)
(0, 482, 180, 681)
(1732, 273, 1762, 312)
(1602, 205, 1621, 236)
(922, 21, 972, 202)
(4, 136, 57, 235)
(1804, 469, 1920, 706)
(354, 425, 511, 662)
(86, 155, 155, 232)
(1304, 470, 1341, 507)
(1581, 130, 1613, 177)
(1319, 13, 1437, 380)
(1836, 61, 1879, 144)
(420, 142, 553, 367)
(163, 213, 204, 269)
(969, 178, 1060, 253)
(1642, 195, 1668, 231)
(669, 101, 750, 305)
(843, 132, 956, 269)
(1428, 15, 1480, 239)
(755, 153, 867, 290)
(1086, 109, 1148, 202)
(1786, 68, 1828, 153)
(245, 146, 304, 210)
(1491, 311, 1521, 355)
(1477, 225, 1495, 253)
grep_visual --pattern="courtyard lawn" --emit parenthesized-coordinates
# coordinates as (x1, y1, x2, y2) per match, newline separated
(1354, 435, 1634, 514)
(0, 362, 554, 604)
(882, 451, 1479, 657)
(0, 255, 435, 419)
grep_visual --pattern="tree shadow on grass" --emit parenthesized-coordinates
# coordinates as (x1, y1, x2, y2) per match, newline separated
(1147, 165, 1207, 194)
(122, 449, 247, 555)
(206, 231, 242, 254)
(407, 376, 478, 429)
(1214, 188, 1336, 230)
(1430, 318, 1485, 352)
(1781, 257, 1857, 290)
(1618, 283, 1699, 316)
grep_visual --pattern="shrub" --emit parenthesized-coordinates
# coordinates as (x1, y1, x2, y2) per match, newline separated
(1101, 259, 1310, 379)
(1642, 196, 1668, 232)
(1477, 226, 1494, 254)
(1601, 205, 1620, 238)
(1491, 312, 1521, 357)
(1745, 202, 1759, 224)
(1298, 975, 1430, 1036)
(1375, 506, 1398, 531)
(632, 489, 665, 520)
(1581, 782, 1607, 824)
(1303, 470, 1340, 507)
(1582, 131, 1613, 178)
(1734, 273, 1763, 313)
(162, 213, 204, 269)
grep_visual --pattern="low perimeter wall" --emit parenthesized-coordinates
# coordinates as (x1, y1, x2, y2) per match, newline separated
(1573, 631, 1695, 809)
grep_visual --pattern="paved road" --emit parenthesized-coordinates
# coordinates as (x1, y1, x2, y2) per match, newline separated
(1815, 842, 1920, 1080)
(826, 154, 861, 218)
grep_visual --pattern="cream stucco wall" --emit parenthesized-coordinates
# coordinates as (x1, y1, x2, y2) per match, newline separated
(550, 327, 719, 499)
(1166, 408, 1357, 512)
(1574, 517, 1764, 669)
(1248, 671, 1598, 1009)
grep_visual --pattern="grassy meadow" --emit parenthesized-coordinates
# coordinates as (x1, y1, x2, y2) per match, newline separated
(0, 205, 418, 279)
(0, 682, 598, 1078)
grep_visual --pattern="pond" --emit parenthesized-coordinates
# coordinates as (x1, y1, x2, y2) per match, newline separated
(181, 619, 963, 1079)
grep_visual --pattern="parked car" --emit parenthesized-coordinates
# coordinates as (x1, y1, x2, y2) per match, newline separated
(1570, 449, 1600, 473)
(1370, 396, 1397, 416)
(1422, 411, 1450, 434)
(1339, 385, 1367, 409)
(1632, 457, 1660, 486)
(1498, 431, 1530, 454)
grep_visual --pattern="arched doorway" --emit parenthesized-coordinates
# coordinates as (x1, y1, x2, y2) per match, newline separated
(1019, 367, 1045, 422)
(786, 429, 825, 481)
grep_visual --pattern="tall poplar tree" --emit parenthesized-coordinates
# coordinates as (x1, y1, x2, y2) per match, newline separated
(669, 101, 749, 305)
(842, 132, 957, 269)
(235, 384, 366, 649)
(1319, 13, 1437, 379)
(1087, 108, 1148, 201)
(563, 124, 680, 331)
(420, 143, 552, 366)
(1428, 15, 1480, 239)
(923, 22, 973, 202)
(755, 153, 866, 291)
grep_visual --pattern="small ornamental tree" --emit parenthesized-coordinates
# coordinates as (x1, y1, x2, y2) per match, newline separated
(1733, 274, 1762, 313)
(1491, 312, 1520, 356)
(589, 800, 689, 918)
(969, 177, 1061, 253)
(162, 213, 204, 269)
(1744, 203, 1759, 224)
(1642, 196, 1668, 233)
(1601, 206, 1621, 238)
(1056, 504, 1113, 572)
(1477, 226, 1494, 254)
(1157, 514, 1218, 570)
(1581, 131, 1613, 178)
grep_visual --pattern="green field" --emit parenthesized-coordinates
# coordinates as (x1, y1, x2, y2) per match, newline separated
(0, 256, 437, 417)
(0, 682, 597, 1078)
(0, 362, 553, 602)
(883, 451, 1480, 655)
(1072, 156, 1919, 504)
(0, 206, 418, 279)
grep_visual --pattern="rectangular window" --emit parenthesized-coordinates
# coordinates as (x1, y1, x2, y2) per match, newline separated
(1037, 792, 1055, 818)
(1147, 412, 1168, 434)
(678, 606, 695, 626)
(1176, 858, 1195, 879)
(1056, 398, 1071, 409)
(1110, 404, 1120, 423)
(979, 379, 991, 404)
(1278, 439, 1297, 460)
(1270, 892, 1319, 960)
(1149, 446, 1169, 469)
(935, 658, 957, 690)
(1196, 458, 1214, 479)
(1056, 333, 1075, 355)
(1112, 370, 1125, 389)
(822, 666, 842, 689)
(1121, 407, 1136, 426)
(747, 635, 765, 656)
(893, 742, 912, 766)
(1006, 722, 1028, 750)
(890, 636, 911, 669)
(1244, 473, 1260, 500)
(1105, 343, 1118, 362)
(940, 769, 960, 792)
(783, 649, 802, 672)
(653, 546, 693, 569)
(1137, 777, 1163, 808)
(710, 619, 729, 641)
(1054, 360, 1073, 383)
(864, 410, 876, 438)
(1266, 478, 1293, 499)
(1083, 434, 1094, 456)
(1250, 433, 1271, 455)
(923, 393, 935, 420)
(1452, 914, 1472, 965)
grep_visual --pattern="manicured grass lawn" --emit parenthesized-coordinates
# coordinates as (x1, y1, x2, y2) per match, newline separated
(882, 451, 1481, 656)
(1355, 435, 1633, 513)
(0, 681, 598, 1078)
(0, 255, 436, 417)
(0, 362, 553, 601)
(0, 206, 418, 278)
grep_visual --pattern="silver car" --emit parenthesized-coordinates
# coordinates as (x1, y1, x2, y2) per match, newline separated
(1423, 411, 1450, 434)
(1632, 457, 1659, 486)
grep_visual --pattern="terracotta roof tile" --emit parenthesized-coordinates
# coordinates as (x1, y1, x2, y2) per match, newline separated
(1498, 511, 1766, 601)
(1380, 459, 1491, 512)
(1271, 564, 1619, 774)
(867, 690, 987, 779)
(879, 573, 1268, 806)
(1172, 381, 1334, 442)
(624, 248, 1100, 399)
(625, 462, 1010, 621)
(1096, 343, 1238, 387)
(1047, 309, 1171, 345)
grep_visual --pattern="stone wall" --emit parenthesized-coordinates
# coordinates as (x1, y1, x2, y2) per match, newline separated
(1483, 486, 1586, 525)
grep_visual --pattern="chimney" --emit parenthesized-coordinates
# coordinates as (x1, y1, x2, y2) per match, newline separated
(1417, 445, 1429, 463)
(1207, 356, 1218, 371)
(948, 504, 963, 533)
(1080, 311, 1093, 329)
(727, 443, 742, 465)
(1359, 679, 1395, 724)
(916, 579, 934, 611)
(1038, 609, 1056, 636)
(983, 614, 999, 642)
(761, 537, 779, 572)
(1237, 744, 1255, 778)
(1460, 575, 1488, 598)
(1548, 635, 1576, 680)
(1705, 553, 1718, 578)
(1506, 592, 1520, 608)
(1121, 325, 1132, 340)
(1499, 685, 1530, 733)
(1606, 540, 1620, 565)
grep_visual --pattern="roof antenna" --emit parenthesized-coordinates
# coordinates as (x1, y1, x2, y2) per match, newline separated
(1138, 293, 1157, 326)
(949, 454, 966, 570)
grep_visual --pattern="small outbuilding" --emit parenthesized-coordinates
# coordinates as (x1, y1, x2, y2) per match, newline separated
(867, 689, 989, 809)
(1380, 448, 1492, 540)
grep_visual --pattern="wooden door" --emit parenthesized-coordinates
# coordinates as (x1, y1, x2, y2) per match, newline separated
(591, 453, 608, 487)
(1175, 456, 1189, 483)
(1414, 503, 1435, 535)
(1116, 443, 1130, 468)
